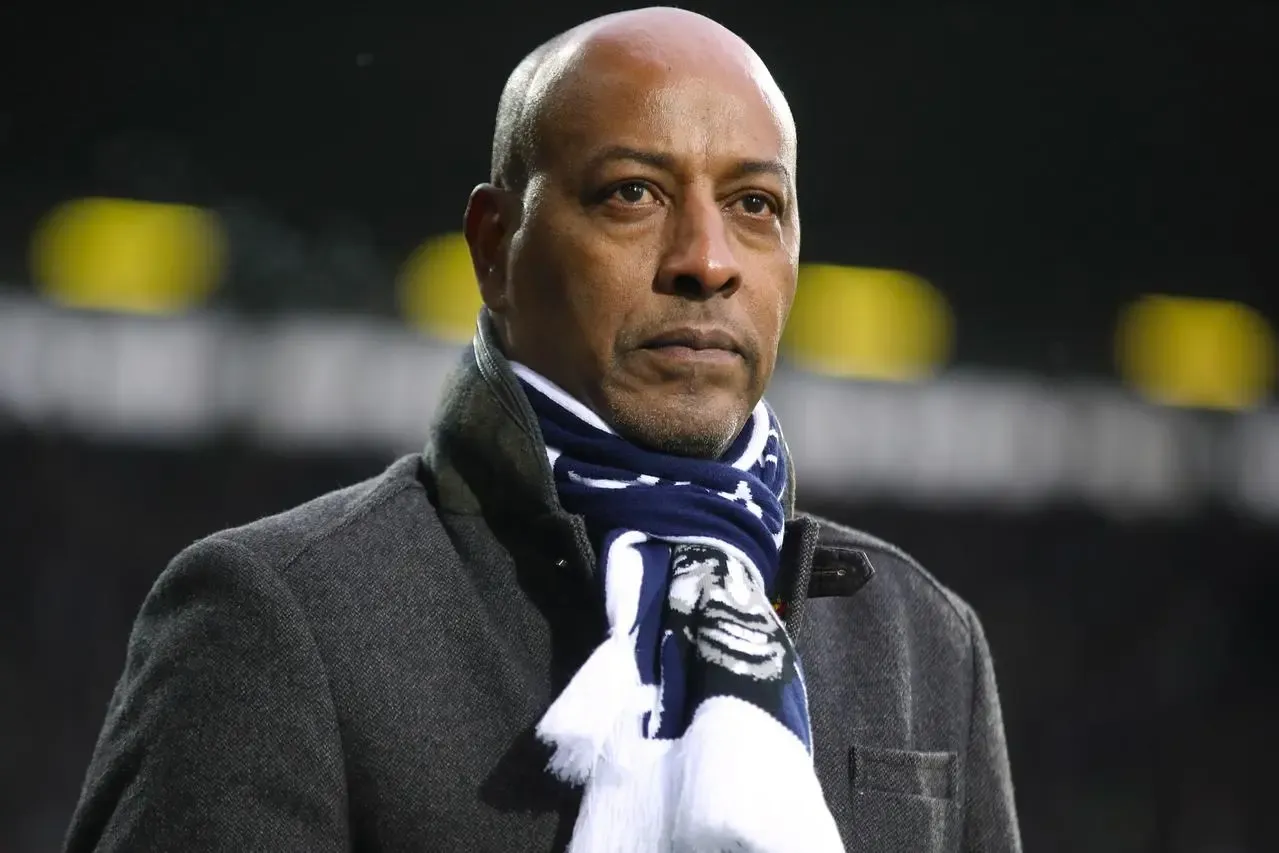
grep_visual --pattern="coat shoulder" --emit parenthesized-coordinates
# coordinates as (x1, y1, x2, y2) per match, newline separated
(803, 512, 975, 643)
(191, 454, 438, 577)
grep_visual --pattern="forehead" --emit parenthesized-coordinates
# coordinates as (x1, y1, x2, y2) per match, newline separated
(537, 35, 795, 175)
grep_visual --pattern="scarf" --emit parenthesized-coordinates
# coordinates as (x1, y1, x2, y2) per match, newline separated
(514, 363, 844, 853)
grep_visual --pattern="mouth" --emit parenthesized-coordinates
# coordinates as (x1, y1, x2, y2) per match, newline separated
(702, 602, 775, 629)
(688, 623, 786, 679)
(638, 326, 744, 363)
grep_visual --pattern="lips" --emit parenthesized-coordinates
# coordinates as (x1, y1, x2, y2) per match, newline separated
(639, 326, 743, 354)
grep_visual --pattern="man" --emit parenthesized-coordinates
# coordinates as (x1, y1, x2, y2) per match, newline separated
(64, 7, 1020, 853)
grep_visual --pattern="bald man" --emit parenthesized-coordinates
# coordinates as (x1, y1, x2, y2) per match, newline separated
(64, 9, 1020, 853)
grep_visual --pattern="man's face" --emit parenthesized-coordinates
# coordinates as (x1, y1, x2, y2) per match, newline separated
(484, 40, 800, 457)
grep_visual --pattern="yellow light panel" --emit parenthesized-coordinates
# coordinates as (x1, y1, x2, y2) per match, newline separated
(397, 232, 483, 342)
(782, 264, 953, 381)
(1116, 294, 1275, 410)
(30, 197, 225, 315)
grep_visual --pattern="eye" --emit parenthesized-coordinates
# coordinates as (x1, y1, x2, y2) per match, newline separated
(735, 192, 778, 217)
(611, 181, 655, 205)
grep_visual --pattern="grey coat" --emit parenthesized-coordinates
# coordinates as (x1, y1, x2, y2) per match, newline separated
(64, 317, 1022, 852)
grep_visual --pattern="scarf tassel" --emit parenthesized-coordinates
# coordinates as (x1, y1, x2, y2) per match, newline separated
(673, 696, 845, 852)
(536, 631, 652, 784)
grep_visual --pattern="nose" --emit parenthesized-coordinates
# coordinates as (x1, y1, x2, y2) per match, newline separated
(655, 197, 742, 299)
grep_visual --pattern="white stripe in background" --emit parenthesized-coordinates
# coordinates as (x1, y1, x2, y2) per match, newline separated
(2, 288, 1278, 520)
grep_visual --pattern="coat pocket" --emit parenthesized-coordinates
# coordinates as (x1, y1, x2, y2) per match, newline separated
(846, 745, 958, 852)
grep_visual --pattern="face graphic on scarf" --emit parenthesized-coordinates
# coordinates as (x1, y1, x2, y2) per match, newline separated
(667, 543, 790, 682)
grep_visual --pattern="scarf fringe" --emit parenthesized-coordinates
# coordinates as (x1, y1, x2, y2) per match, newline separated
(566, 738, 676, 853)
(536, 631, 650, 785)
(674, 696, 844, 852)
(563, 697, 845, 853)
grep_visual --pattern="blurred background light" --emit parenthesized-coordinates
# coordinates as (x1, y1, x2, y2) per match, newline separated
(1116, 294, 1276, 410)
(397, 232, 483, 342)
(782, 263, 953, 381)
(29, 198, 225, 315)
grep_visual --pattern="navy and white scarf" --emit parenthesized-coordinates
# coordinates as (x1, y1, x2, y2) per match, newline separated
(514, 364, 844, 853)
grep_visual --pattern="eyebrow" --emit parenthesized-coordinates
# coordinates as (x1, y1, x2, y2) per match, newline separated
(585, 145, 791, 185)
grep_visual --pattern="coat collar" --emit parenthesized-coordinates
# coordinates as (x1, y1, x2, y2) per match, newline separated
(424, 311, 562, 521)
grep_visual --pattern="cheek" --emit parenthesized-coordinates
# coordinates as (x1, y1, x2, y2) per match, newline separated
(776, 277, 798, 334)
(753, 267, 798, 350)
(559, 239, 654, 351)
(515, 218, 650, 364)
(510, 220, 585, 319)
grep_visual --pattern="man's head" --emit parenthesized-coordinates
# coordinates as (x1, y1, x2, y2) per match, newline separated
(464, 7, 799, 458)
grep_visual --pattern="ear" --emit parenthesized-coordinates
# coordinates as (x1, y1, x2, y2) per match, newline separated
(463, 183, 517, 314)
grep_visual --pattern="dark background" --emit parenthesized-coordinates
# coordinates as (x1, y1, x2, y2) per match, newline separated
(2, 1, 1276, 851)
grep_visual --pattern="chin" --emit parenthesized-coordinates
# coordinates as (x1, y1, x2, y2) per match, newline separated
(609, 393, 748, 459)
